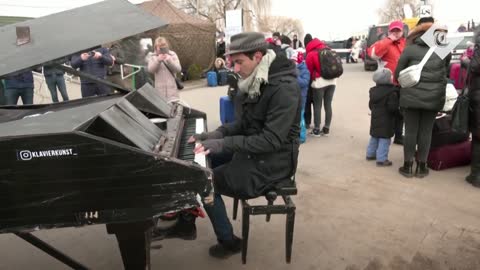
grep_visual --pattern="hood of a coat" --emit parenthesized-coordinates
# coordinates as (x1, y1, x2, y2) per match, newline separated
(407, 22, 433, 46)
(306, 38, 327, 54)
(268, 54, 297, 81)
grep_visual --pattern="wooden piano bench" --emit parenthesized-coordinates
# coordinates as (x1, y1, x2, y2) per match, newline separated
(232, 177, 297, 264)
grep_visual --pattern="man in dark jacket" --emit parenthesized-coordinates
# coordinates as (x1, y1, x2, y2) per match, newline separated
(189, 32, 301, 259)
(292, 34, 303, 49)
(3, 70, 34, 105)
(107, 42, 127, 89)
(71, 47, 113, 97)
(466, 27, 480, 187)
(43, 65, 69, 103)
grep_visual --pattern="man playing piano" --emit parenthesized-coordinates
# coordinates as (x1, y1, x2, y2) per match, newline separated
(189, 32, 301, 259)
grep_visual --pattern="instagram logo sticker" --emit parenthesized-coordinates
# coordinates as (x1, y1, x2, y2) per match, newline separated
(421, 24, 463, 60)
(19, 150, 33, 161)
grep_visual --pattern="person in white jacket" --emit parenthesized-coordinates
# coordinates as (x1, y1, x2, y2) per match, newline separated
(350, 38, 361, 63)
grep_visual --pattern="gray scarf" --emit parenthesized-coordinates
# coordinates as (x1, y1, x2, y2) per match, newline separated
(238, 49, 276, 99)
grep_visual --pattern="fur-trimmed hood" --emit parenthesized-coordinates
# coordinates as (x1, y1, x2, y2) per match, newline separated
(406, 22, 433, 45)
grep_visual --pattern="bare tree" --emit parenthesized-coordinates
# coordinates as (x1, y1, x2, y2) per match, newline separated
(378, 0, 420, 23)
(170, 0, 271, 32)
(257, 16, 304, 38)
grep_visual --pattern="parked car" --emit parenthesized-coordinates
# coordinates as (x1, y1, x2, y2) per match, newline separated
(326, 40, 350, 59)
(449, 32, 474, 62)
(364, 23, 409, 71)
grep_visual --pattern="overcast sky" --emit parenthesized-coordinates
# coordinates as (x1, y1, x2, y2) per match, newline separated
(0, 0, 479, 40)
(271, 0, 480, 40)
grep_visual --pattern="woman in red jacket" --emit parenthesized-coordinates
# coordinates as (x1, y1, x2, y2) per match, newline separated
(305, 38, 337, 136)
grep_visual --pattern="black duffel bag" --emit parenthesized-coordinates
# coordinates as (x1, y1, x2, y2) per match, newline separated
(431, 113, 469, 149)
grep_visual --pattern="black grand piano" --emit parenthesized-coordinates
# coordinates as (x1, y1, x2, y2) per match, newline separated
(0, 1, 212, 269)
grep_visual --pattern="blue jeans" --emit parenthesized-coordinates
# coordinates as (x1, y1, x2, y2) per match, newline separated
(366, 137, 391, 162)
(45, 74, 69, 102)
(5, 87, 34, 105)
(203, 153, 235, 242)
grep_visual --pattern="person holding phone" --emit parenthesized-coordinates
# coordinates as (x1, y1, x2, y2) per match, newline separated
(146, 36, 182, 101)
(71, 47, 113, 97)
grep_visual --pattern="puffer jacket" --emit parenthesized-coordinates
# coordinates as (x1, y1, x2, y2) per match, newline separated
(305, 38, 328, 80)
(217, 54, 301, 199)
(296, 61, 310, 107)
(369, 84, 399, 138)
(394, 23, 450, 111)
(468, 31, 480, 136)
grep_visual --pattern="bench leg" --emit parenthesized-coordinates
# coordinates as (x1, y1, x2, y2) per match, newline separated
(285, 210, 295, 264)
(266, 199, 274, 222)
(233, 198, 239, 220)
(241, 201, 250, 264)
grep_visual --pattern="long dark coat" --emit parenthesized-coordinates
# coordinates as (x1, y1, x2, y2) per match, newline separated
(217, 55, 301, 199)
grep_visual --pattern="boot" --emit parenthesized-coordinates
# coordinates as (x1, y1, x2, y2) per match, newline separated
(466, 174, 480, 187)
(209, 235, 242, 259)
(398, 161, 414, 178)
(415, 162, 429, 178)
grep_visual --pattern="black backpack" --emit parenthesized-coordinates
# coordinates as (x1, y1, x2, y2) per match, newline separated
(318, 48, 343, 79)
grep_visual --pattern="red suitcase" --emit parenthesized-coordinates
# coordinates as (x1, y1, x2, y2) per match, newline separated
(449, 63, 467, 90)
(427, 140, 472, 170)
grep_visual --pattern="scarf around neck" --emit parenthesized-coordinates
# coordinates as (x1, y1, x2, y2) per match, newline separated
(238, 49, 276, 99)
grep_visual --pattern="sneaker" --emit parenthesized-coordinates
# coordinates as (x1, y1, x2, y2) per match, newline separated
(376, 160, 393, 167)
(366, 156, 376, 161)
(310, 128, 321, 137)
(321, 127, 330, 136)
(209, 236, 242, 259)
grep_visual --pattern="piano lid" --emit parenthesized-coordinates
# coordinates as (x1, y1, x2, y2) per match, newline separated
(0, 97, 122, 138)
(0, 0, 167, 77)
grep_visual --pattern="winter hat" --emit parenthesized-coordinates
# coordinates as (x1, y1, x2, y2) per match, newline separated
(304, 33, 313, 47)
(290, 53, 298, 63)
(225, 32, 268, 55)
(373, 68, 393, 85)
(281, 35, 292, 45)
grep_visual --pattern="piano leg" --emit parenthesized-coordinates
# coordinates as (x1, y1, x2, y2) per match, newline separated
(106, 220, 154, 270)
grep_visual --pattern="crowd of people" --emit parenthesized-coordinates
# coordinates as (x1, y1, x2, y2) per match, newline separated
(0, 37, 183, 105)
(1, 19, 480, 259)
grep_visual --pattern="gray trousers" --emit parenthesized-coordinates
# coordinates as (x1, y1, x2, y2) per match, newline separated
(403, 109, 437, 162)
(312, 85, 336, 129)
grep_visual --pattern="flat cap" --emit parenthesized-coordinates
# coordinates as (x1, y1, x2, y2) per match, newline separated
(225, 32, 267, 56)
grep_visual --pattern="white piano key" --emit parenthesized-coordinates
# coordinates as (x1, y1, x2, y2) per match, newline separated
(194, 118, 207, 168)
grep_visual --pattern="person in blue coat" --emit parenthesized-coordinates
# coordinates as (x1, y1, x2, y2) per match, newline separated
(292, 51, 310, 143)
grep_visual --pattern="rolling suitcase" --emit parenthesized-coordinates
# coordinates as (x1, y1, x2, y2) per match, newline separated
(207, 71, 218, 87)
(427, 140, 472, 170)
(219, 96, 235, 124)
(217, 70, 229, 86)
